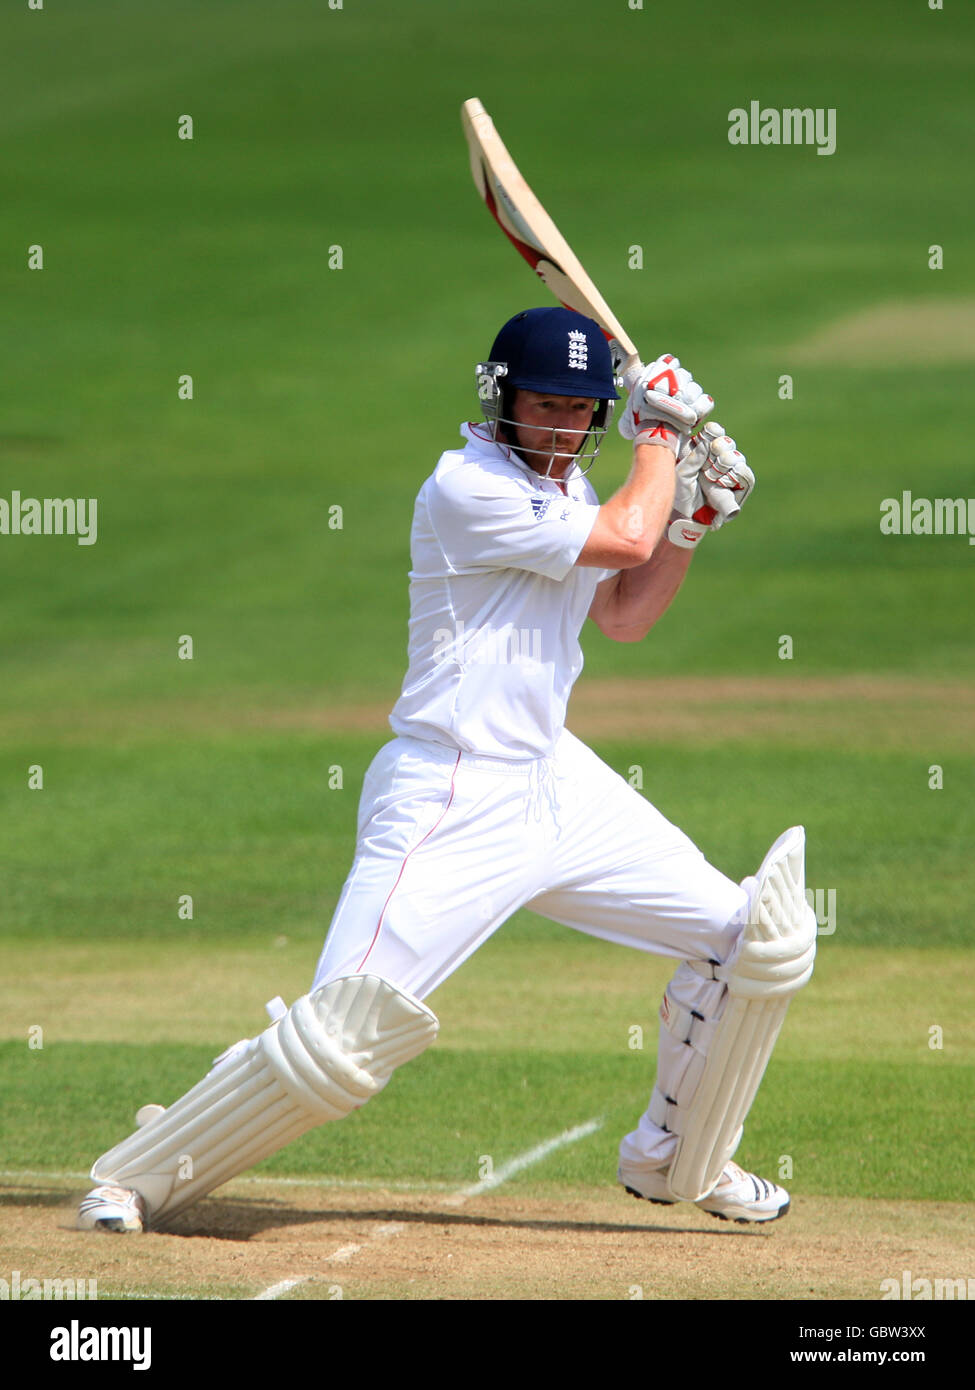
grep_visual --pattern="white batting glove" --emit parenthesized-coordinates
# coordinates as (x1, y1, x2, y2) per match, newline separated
(618, 354, 715, 455)
(668, 424, 755, 549)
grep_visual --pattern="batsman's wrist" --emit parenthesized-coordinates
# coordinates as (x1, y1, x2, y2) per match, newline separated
(633, 424, 679, 456)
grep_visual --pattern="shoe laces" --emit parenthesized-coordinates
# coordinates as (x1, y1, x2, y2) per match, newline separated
(718, 1160, 748, 1187)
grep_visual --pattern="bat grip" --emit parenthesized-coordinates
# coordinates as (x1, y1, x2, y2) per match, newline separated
(620, 359, 644, 394)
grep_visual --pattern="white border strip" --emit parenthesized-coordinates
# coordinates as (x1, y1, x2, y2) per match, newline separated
(0, 1168, 452, 1193)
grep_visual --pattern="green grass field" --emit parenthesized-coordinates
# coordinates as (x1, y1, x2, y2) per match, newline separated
(1, 0, 973, 1308)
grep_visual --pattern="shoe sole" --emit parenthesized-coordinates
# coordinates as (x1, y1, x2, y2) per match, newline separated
(699, 1198, 790, 1225)
(622, 1184, 676, 1207)
(623, 1184, 790, 1225)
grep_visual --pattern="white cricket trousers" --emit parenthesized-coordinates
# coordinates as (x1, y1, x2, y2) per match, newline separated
(313, 729, 749, 1168)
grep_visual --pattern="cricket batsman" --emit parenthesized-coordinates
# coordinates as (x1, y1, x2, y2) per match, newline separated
(78, 307, 816, 1234)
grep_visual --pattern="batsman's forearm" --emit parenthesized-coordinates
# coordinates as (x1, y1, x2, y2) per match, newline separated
(601, 521, 695, 642)
(601, 441, 676, 561)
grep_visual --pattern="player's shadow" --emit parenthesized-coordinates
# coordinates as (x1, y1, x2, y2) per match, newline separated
(12, 1179, 773, 1242)
(121, 1198, 769, 1241)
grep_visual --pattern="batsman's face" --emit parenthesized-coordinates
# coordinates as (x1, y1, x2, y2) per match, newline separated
(508, 390, 596, 477)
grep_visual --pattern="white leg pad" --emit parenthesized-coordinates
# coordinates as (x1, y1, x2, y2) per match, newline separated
(662, 826, 817, 1202)
(90, 975, 439, 1227)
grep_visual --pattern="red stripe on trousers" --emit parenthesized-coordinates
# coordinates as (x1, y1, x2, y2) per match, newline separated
(356, 749, 463, 973)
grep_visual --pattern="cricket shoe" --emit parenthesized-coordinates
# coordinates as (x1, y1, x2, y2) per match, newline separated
(77, 1184, 147, 1233)
(619, 1159, 790, 1224)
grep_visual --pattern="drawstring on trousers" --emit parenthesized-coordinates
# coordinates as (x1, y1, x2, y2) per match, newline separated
(526, 758, 559, 825)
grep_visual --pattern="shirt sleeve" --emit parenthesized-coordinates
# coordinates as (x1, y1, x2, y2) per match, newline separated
(426, 465, 599, 582)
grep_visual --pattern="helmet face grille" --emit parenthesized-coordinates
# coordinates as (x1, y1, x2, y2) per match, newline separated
(474, 360, 614, 478)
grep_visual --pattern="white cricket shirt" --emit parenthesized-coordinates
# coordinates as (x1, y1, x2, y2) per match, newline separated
(388, 422, 616, 759)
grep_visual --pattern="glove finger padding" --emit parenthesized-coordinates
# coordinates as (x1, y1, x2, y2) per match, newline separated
(619, 354, 715, 446)
(673, 434, 711, 518)
(699, 436, 754, 529)
(668, 426, 754, 547)
(673, 421, 727, 518)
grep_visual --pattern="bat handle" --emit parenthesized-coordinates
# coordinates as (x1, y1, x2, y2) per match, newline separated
(619, 355, 644, 394)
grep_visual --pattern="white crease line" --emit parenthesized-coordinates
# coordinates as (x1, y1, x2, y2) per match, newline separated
(254, 1278, 308, 1301)
(446, 1118, 604, 1205)
(252, 1223, 403, 1299)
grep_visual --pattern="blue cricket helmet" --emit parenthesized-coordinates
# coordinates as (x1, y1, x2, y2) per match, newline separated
(474, 307, 620, 475)
(488, 307, 619, 401)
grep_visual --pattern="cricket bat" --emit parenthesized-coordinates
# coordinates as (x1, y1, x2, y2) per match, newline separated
(462, 98, 731, 525)
(461, 97, 644, 392)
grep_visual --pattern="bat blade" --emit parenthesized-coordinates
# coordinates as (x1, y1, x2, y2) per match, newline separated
(461, 97, 642, 387)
